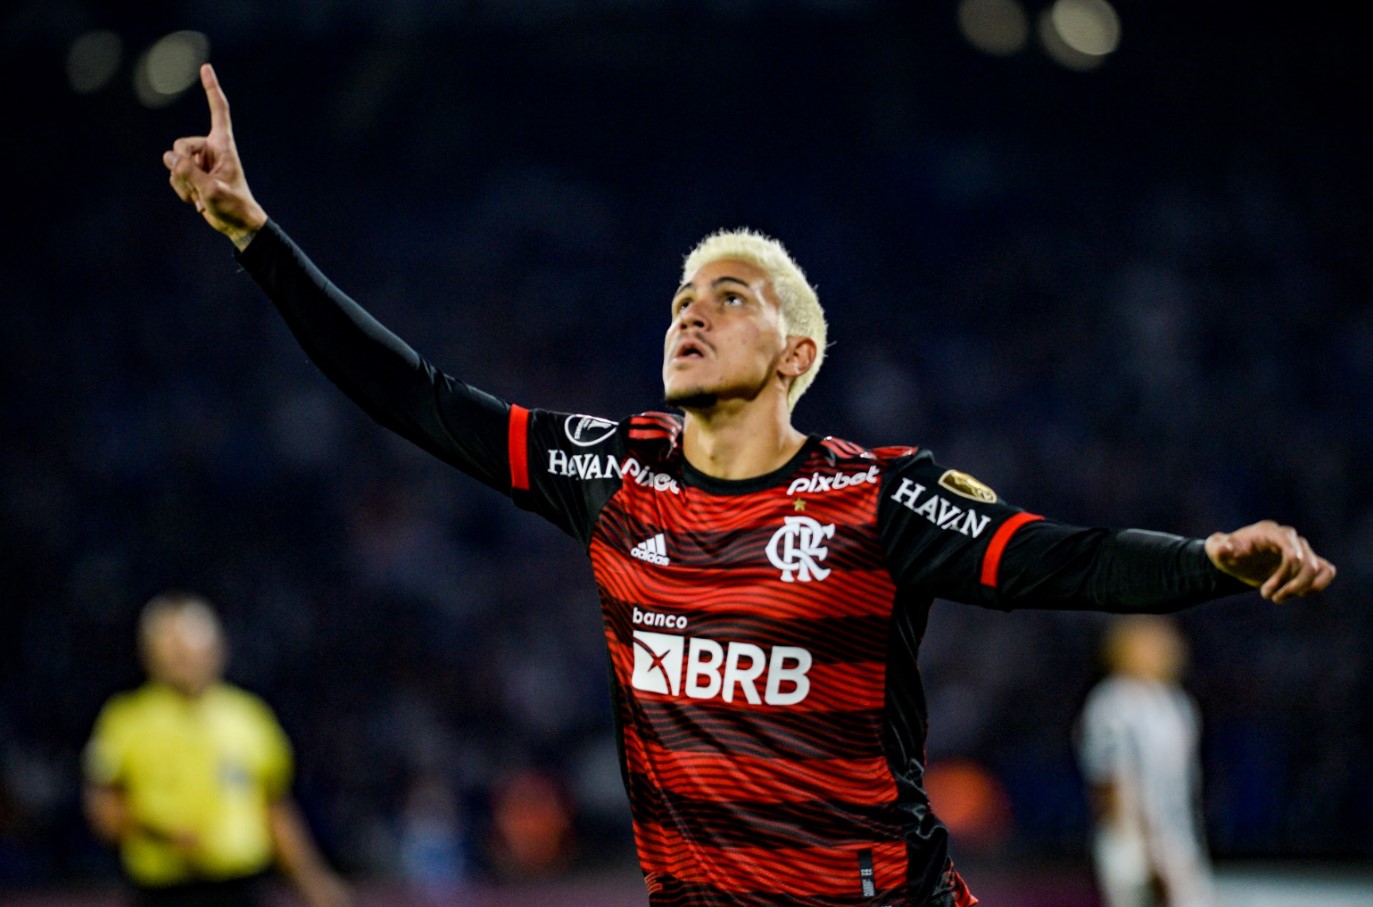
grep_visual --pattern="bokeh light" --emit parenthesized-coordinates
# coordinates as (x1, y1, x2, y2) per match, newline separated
(957, 0, 1031, 57)
(923, 759, 1013, 852)
(133, 31, 210, 109)
(66, 30, 123, 95)
(1040, 0, 1121, 71)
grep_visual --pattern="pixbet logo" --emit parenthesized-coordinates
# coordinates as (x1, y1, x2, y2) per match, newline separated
(766, 516, 835, 582)
(631, 630, 812, 706)
(786, 465, 879, 496)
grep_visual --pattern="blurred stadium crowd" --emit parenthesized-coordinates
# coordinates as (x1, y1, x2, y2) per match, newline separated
(2, 0, 1369, 895)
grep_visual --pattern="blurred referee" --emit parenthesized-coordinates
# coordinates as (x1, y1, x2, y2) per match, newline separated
(83, 592, 351, 907)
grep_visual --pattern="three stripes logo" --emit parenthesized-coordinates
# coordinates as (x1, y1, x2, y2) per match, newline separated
(630, 533, 670, 566)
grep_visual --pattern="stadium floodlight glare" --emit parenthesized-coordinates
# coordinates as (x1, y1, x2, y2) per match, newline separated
(67, 30, 123, 95)
(133, 31, 211, 109)
(957, 0, 1031, 58)
(1039, 0, 1121, 71)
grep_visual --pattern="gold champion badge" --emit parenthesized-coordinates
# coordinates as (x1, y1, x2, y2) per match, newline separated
(937, 469, 998, 504)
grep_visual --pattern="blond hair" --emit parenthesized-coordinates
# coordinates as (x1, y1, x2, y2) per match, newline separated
(682, 229, 827, 409)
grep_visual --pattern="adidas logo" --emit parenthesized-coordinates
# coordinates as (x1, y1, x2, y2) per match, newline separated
(630, 533, 670, 566)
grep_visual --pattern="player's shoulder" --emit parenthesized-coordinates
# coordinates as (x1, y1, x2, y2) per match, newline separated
(864, 443, 1006, 509)
(534, 409, 679, 451)
(813, 434, 927, 469)
(623, 410, 684, 462)
(627, 411, 683, 443)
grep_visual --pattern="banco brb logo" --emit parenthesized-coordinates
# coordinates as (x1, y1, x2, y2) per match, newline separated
(631, 631, 812, 706)
(766, 516, 836, 582)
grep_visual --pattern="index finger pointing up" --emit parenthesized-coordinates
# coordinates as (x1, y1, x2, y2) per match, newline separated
(200, 63, 231, 135)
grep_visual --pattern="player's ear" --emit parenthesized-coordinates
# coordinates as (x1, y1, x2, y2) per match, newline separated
(780, 336, 817, 378)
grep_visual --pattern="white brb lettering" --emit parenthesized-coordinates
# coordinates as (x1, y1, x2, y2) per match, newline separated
(632, 631, 812, 706)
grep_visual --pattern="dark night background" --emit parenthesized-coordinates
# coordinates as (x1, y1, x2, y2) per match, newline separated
(2, 0, 1369, 901)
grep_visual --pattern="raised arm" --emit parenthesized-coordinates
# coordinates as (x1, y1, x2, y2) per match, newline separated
(162, 64, 514, 491)
(163, 64, 266, 249)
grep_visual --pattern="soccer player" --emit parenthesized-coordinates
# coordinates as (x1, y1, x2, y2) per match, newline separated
(162, 64, 1335, 906)
(83, 592, 352, 907)
(1076, 616, 1216, 907)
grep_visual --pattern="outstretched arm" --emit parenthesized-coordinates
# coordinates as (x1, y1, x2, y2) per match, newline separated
(881, 454, 1337, 612)
(987, 520, 1335, 612)
(163, 64, 267, 250)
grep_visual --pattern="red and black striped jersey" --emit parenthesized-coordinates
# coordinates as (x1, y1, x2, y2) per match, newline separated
(239, 222, 1248, 907)
(511, 406, 1020, 905)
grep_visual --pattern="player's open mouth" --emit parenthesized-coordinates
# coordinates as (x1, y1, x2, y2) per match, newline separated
(673, 339, 708, 360)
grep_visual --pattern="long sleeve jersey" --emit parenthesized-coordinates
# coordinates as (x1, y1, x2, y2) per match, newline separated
(236, 221, 1246, 907)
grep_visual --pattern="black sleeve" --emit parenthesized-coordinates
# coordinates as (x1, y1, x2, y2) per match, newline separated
(879, 452, 1250, 612)
(992, 524, 1250, 612)
(235, 220, 512, 493)
(515, 409, 631, 546)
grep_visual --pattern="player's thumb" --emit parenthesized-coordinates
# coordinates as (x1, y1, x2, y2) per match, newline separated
(1204, 531, 1235, 566)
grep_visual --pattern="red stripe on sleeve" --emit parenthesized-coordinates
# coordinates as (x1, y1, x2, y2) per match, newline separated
(508, 404, 530, 491)
(980, 512, 1042, 588)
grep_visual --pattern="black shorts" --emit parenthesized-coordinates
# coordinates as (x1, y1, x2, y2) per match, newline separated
(130, 872, 268, 907)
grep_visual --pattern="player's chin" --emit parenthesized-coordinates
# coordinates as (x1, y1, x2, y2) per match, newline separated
(664, 386, 718, 411)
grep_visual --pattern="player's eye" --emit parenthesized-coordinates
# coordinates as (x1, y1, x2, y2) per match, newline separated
(722, 292, 744, 307)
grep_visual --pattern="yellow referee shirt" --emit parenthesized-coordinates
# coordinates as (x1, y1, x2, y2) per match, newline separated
(83, 681, 293, 886)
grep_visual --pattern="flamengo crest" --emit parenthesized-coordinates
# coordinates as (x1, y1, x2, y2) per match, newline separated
(766, 516, 835, 583)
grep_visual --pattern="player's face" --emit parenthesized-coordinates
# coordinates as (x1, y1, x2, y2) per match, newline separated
(663, 258, 790, 410)
(1118, 620, 1187, 682)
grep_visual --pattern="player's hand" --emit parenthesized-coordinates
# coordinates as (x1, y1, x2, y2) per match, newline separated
(166, 828, 201, 856)
(1205, 520, 1336, 603)
(162, 64, 267, 248)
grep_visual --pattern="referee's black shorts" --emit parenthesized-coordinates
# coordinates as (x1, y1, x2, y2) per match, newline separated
(130, 871, 269, 907)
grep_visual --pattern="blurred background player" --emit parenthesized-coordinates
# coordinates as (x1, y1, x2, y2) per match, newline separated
(82, 591, 352, 907)
(1076, 615, 1216, 907)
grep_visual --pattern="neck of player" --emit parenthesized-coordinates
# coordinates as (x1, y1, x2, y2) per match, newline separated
(681, 395, 808, 481)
